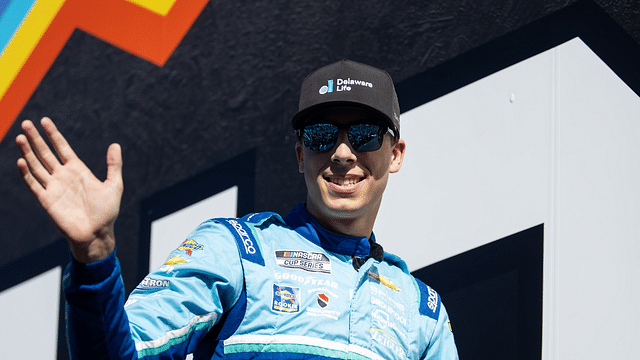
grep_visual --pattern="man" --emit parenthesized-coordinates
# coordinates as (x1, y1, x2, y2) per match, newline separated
(16, 59, 458, 359)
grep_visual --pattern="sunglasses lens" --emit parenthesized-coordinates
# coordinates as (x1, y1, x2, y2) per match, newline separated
(349, 124, 384, 152)
(302, 123, 386, 152)
(303, 123, 338, 151)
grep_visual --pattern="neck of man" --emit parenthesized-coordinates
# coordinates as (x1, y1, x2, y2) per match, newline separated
(306, 202, 380, 238)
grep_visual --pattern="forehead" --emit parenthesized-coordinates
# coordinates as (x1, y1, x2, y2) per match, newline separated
(305, 106, 386, 126)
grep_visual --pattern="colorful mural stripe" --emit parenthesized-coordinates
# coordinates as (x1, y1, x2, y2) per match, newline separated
(127, 0, 177, 16)
(0, 0, 37, 54)
(0, 0, 209, 143)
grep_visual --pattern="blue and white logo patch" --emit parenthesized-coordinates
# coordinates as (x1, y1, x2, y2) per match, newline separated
(416, 279, 441, 320)
(272, 284, 301, 313)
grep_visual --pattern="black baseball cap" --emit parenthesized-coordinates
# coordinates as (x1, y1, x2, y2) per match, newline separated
(291, 59, 400, 137)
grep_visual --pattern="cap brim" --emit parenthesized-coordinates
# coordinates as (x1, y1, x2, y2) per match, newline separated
(291, 101, 395, 131)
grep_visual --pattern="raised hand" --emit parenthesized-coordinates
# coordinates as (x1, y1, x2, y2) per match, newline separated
(16, 117, 123, 263)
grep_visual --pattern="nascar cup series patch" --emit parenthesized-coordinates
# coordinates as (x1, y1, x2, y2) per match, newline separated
(275, 250, 332, 274)
(272, 284, 301, 313)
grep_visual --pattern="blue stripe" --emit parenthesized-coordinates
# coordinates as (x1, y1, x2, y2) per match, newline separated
(0, 0, 11, 20)
(217, 218, 265, 266)
(0, 0, 38, 54)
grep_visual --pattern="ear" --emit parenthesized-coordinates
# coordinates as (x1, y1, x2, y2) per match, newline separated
(389, 138, 406, 174)
(295, 141, 304, 173)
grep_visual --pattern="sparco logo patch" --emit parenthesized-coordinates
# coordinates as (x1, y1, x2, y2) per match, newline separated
(427, 286, 439, 314)
(272, 284, 301, 313)
(226, 219, 256, 255)
(275, 250, 332, 274)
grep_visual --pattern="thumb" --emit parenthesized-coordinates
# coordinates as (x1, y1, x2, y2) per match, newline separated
(106, 143, 123, 189)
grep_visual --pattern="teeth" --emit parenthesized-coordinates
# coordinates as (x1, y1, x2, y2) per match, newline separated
(329, 177, 360, 186)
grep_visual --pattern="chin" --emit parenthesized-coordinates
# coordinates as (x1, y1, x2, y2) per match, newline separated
(323, 200, 369, 218)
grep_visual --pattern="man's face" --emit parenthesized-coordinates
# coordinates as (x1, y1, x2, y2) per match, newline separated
(295, 108, 405, 235)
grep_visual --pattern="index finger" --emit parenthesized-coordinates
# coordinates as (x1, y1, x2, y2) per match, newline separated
(21, 119, 61, 173)
(40, 117, 78, 164)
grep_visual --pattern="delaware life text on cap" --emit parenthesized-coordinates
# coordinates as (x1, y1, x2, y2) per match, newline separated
(292, 59, 400, 137)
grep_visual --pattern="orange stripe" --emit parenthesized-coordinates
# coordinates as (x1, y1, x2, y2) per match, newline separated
(0, 0, 209, 142)
(0, 0, 78, 139)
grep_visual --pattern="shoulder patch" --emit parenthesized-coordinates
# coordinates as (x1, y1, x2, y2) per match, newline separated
(217, 218, 265, 266)
(416, 279, 441, 320)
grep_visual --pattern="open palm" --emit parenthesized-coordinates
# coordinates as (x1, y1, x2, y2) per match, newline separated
(16, 117, 123, 262)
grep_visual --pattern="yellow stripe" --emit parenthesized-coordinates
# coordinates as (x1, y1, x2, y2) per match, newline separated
(0, 0, 66, 100)
(126, 0, 177, 16)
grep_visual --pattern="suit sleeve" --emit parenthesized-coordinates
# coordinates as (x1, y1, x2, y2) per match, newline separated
(422, 302, 459, 360)
(64, 251, 137, 359)
(63, 220, 245, 359)
(413, 278, 459, 360)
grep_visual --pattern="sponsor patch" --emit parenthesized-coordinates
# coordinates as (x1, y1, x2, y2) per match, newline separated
(177, 239, 203, 255)
(306, 307, 340, 321)
(371, 308, 407, 339)
(136, 277, 171, 291)
(368, 267, 401, 292)
(319, 78, 374, 94)
(426, 285, 440, 316)
(221, 219, 264, 266)
(275, 250, 331, 274)
(317, 293, 329, 308)
(274, 272, 339, 289)
(305, 292, 339, 320)
(272, 284, 301, 313)
(307, 286, 339, 299)
(164, 255, 190, 265)
(416, 280, 441, 320)
(370, 328, 407, 358)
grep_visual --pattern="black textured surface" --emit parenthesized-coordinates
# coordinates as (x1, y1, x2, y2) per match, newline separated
(1, 0, 638, 291)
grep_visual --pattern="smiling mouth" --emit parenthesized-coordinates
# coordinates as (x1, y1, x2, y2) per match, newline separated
(325, 176, 364, 187)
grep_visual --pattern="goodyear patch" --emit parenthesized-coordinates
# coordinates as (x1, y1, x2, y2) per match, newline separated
(275, 250, 331, 274)
(272, 284, 301, 313)
(136, 277, 171, 291)
(178, 239, 203, 255)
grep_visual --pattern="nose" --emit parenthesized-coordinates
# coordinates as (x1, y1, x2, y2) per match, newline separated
(331, 130, 357, 164)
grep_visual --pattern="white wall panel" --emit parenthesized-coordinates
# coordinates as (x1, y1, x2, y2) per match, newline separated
(376, 38, 640, 359)
(0, 266, 61, 360)
(376, 46, 553, 270)
(149, 186, 238, 271)
(555, 38, 640, 360)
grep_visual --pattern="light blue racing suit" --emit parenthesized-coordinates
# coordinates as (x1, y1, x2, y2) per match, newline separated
(64, 203, 458, 359)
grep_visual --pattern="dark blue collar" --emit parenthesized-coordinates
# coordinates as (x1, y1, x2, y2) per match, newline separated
(284, 203, 373, 258)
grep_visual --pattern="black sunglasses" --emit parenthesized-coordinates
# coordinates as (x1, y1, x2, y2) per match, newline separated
(297, 123, 390, 152)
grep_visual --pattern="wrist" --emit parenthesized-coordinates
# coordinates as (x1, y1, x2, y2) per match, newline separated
(68, 227, 116, 263)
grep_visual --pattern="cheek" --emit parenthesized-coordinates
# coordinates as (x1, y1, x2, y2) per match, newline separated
(366, 153, 393, 179)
